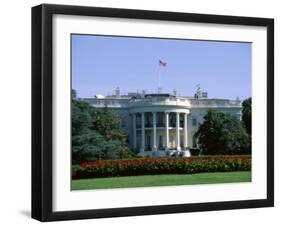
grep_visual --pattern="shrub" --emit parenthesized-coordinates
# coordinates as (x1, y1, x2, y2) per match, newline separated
(189, 148, 201, 156)
(72, 155, 251, 179)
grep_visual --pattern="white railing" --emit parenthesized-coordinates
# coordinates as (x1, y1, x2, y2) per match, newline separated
(128, 97, 190, 107)
(189, 99, 241, 108)
(84, 97, 241, 109)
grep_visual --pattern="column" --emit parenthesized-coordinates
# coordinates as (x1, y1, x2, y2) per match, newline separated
(165, 112, 170, 150)
(183, 113, 188, 149)
(176, 112, 181, 151)
(152, 112, 157, 151)
(132, 113, 137, 149)
(140, 112, 145, 153)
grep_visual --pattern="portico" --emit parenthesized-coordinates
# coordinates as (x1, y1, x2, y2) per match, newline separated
(131, 110, 190, 153)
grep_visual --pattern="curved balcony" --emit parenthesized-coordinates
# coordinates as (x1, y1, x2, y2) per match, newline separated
(128, 95, 191, 109)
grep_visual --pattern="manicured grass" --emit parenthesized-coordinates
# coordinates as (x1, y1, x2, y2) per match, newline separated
(71, 171, 251, 190)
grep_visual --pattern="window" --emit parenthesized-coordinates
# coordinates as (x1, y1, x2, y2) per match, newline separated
(158, 135, 163, 149)
(146, 135, 151, 150)
(192, 117, 197, 127)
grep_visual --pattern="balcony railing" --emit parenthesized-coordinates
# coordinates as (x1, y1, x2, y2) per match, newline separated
(128, 97, 190, 108)
(189, 99, 241, 108)
(84, 96, 241, 109)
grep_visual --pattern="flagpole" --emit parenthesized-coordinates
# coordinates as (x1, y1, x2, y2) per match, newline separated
(157, 65, 161, 93)
(158, 60, 167, 93)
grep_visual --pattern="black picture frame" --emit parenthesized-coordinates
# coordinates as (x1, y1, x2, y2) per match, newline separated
(32, 3, 274, 222)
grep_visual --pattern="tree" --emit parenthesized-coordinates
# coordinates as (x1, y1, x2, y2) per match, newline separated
(72, 131, 108, 163)
(71, 90, 133, 163)
(195, 110, 250, 155)
(72, 98, 92, 135)
(90, 108, 125, 141)
(242, 97, 252, 135)
(72, 89, 77, 99)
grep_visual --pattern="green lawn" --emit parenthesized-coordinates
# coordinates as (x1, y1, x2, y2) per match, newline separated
(71, 171, 251, 190)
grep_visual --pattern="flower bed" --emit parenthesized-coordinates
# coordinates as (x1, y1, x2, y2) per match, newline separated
(72, 156, 251, 179)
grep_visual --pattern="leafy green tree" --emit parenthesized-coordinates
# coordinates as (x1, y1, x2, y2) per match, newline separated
(195, 110, 250, 155)
(72, 99, 92, 135)
(71, 89, 133, 163)
(72, 131, 107, 163)
(242, 97, 252, 135)
(72, 89, 77, 99)
(90, 108, 125, 141)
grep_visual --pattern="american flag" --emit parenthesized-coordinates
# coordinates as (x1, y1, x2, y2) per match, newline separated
(159, 60, 167, 67)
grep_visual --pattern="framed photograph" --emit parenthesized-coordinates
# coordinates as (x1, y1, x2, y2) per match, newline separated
(32, 4, 274, 221)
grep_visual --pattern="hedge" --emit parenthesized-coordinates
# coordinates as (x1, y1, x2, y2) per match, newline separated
(72, 155, 251, 179)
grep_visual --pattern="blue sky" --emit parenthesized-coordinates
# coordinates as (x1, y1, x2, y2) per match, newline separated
(72, 34, 251, 100)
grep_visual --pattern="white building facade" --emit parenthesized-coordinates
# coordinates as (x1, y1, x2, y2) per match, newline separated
(83, 89, 242, 156)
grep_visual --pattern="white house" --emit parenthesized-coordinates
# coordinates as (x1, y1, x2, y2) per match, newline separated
(83, 87, 242, 156)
